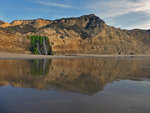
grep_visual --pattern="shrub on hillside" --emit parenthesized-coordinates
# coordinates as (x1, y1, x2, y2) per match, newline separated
(30, 36, 51, 55)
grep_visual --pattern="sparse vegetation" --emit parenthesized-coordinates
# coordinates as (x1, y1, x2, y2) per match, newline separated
(0, 25, 36, 33)
(60, 35, 64, 39)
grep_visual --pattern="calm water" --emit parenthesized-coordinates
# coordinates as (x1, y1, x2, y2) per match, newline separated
(0, 57, 150, 113)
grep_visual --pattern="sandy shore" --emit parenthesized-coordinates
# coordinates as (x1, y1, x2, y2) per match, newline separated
(1, 52, 150, 60)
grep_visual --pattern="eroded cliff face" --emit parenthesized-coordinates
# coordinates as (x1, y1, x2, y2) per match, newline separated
(0, 14, 150, 54)
(0, 31, 30, 53)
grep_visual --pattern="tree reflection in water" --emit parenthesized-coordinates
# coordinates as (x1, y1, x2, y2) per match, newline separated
(30, 59, 51, 76)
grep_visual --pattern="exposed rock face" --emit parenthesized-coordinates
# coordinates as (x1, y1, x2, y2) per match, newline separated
(0, 20, 11, 27)
(0, 31, 30, 53)
(10, 19, 52, 28)
(0, 20, 4, 24)
(0, 14, 150, 54)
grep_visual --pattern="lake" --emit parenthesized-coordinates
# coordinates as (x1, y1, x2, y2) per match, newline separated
(0, 57, 150, 113)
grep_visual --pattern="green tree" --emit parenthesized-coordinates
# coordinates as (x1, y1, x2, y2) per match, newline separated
(30, 35, 52, 55)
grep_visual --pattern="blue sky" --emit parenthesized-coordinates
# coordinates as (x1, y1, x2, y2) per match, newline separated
(0, 0, 150, 29)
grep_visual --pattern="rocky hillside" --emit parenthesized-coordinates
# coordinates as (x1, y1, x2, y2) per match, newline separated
(0, 14, 150, 54)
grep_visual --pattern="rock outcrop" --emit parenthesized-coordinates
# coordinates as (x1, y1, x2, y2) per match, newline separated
(0, 20, 11, 27)
(0, 14, 150, 54)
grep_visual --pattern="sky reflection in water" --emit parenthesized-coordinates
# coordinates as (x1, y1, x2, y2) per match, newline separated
(0, 57, 150, 113)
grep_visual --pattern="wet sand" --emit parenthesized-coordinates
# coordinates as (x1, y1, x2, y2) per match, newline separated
(0, 52, 150, 59)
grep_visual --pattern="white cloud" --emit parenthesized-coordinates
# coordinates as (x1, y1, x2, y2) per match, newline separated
(37, 1, 73, 8)
(127, 23, 150, 30)
(87, 0, 150, 18)
(26, 0, 75, 9)
(86, 0, 150, 29)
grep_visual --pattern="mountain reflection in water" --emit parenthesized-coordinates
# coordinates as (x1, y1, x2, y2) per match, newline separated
(0, 58, 150, 95)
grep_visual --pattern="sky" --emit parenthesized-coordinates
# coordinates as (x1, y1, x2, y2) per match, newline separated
(0, 0, 150, 30)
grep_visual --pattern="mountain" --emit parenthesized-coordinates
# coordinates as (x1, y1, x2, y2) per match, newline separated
(0, 14, 150, 54)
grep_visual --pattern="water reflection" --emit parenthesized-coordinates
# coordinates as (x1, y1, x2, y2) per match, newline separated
(30, 59, 51, 76)
(0, 58, 150, 95)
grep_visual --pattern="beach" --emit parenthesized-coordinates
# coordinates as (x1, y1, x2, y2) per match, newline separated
(1, 52, 150, 59)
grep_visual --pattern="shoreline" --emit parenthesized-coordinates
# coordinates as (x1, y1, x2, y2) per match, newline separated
(1, 52, 150, 60)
